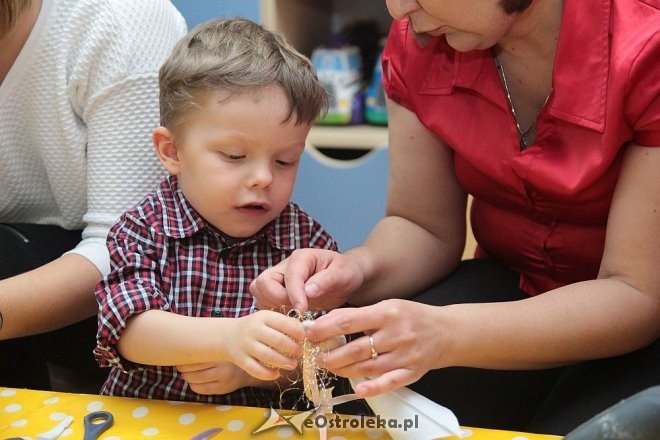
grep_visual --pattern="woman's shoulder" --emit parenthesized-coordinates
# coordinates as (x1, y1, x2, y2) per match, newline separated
(59, 0, 185, 24)
(56, 0, 186, 44)
(102, 0, 187, 35)
(611, 0, 659, 51)
(608, 0, 660, 83)
(622, 0, 660, 14)
(53, 0, 186, 98)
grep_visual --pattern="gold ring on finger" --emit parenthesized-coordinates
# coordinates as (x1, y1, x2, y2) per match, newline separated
(369, 335, 378, 359)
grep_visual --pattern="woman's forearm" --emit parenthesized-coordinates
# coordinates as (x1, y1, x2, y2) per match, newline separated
(0, 253, 100, 340)
(346, 215, 462, 305)
(438, 277, 660, 370)
(346, 98, 467, 306)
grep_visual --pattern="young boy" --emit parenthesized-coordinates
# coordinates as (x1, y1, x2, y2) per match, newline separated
(94, 18, 336, 408)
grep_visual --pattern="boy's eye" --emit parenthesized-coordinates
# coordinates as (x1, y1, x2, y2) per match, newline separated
(276, 159, 298, 167)
(220, 152, 245, 161)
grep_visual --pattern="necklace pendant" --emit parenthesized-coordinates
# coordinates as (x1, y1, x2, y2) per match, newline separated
(519, 136, 527, 151)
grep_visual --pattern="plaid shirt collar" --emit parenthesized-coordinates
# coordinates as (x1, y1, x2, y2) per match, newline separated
(160, 175, 298, 251)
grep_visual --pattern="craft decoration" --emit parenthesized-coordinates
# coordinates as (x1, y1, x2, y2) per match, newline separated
(292, 311, 464, 440)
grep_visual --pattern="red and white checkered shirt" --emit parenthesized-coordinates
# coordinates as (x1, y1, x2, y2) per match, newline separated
(94, 175, 337, 407)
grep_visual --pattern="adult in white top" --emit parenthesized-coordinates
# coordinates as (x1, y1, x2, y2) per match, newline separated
(0, 0, 187, 389)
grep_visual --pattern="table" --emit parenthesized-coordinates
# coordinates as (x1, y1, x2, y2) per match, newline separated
(0, 387, 562, 439)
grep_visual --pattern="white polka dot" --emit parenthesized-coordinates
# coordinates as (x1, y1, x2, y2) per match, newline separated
(215, 404, 232, 412)
(49, 412, 68, 421)
(86, 401, 104, 412)
(105, 436, 121, 440)
(61, 428, 73, 437)
(142, 428, 159, 436)
(227, 419, 245, 431)
(512, 437, 529, 440)
(366, 430, 385, 439)
(0, 389, 17, 397)
(132, 406, 149, 418)
(178, 413, 195, 425)
(11, 418, 28, 427)
(43, 397, 60, 405)
(4, 403, 22, 413)
(276, 427, 295, 438)
(461, 428, 474, 438)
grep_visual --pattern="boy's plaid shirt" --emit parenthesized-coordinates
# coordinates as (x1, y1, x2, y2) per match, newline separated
(94, 175, 337, 407)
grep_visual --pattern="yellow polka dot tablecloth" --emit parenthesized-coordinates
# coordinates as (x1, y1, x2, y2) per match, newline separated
(0, 387, 562, 439)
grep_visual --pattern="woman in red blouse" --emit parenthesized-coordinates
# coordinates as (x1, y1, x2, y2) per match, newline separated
(250, 0, 660, 434)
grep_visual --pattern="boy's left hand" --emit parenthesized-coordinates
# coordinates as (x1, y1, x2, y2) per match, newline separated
(226, 310, 305, 381)
(177, 361, 261, 394)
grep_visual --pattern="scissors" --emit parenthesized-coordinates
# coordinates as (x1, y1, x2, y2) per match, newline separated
(83, 411, 114, 440)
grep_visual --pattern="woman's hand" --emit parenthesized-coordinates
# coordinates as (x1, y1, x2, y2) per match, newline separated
(225, 310, 305, 381)
(306, 299, 447, 397)
(250, 249, 365, 312)
(177, 361, 264, 395)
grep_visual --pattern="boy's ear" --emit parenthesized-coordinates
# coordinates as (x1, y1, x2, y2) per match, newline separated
(153, 126, 180, 175)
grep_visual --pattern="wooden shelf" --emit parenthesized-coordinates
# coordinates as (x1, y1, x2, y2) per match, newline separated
(308, 125, 387, 149)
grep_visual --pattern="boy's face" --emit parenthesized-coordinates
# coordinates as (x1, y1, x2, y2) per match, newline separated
(160, 86, 310, 240)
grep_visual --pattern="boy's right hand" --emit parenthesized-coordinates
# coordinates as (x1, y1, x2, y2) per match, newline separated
(225, 310, 304, 381)
(177, 361, 260, 395)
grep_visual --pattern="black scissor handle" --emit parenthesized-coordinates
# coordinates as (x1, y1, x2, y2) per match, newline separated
(83, 411, 114, 440)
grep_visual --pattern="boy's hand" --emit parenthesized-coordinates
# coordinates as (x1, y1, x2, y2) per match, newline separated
(177, 361, 261, 395)
(226, 310, 304, 381)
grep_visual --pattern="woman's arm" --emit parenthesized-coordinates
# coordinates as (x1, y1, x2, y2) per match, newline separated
(0, 254, 100, 340)
(345, 98, 468, 304)
(440, 143, 660, 369)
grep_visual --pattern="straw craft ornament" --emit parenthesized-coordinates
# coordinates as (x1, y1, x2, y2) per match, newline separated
(289, 310, 464, 440)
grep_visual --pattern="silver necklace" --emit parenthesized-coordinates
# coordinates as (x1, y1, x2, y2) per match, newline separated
(494, 55, 541, 151)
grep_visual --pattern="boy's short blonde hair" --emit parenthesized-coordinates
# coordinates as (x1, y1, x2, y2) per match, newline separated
(159, 18, 327, 131)
(1, 0, 33, 35)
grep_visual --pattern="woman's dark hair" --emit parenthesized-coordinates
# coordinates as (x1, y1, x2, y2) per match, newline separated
(500, 0, 534, 13)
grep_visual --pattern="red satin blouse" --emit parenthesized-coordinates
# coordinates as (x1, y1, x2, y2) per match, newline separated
(382, 0, 660, 295)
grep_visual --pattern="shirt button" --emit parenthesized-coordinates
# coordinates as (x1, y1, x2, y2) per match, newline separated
(211, 309, 222, 317)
